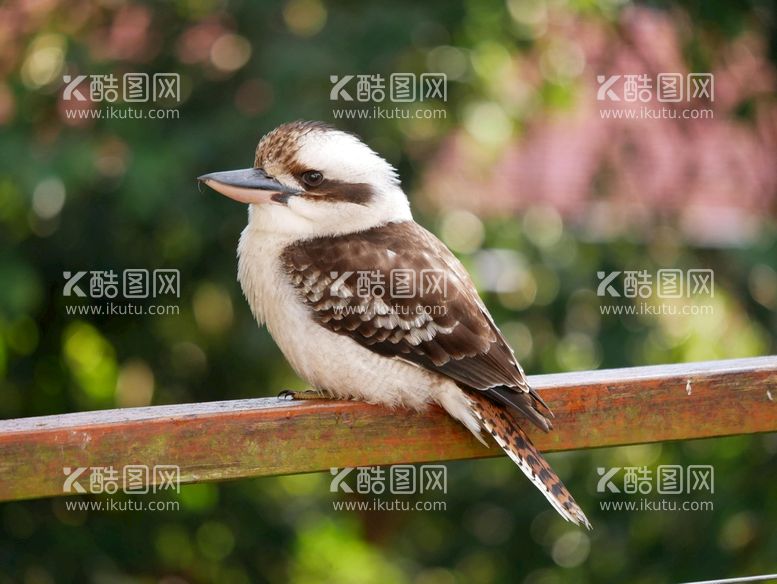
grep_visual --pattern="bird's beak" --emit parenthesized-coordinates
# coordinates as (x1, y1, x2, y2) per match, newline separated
(197, 168, 302, 205)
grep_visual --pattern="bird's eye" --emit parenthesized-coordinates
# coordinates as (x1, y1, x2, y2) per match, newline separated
(302, 170, 324, 187)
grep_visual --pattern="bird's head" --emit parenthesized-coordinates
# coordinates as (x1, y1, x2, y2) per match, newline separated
(199, 121, 412, 238)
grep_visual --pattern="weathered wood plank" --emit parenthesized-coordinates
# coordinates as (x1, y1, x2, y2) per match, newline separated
(0, 356, 775, 502)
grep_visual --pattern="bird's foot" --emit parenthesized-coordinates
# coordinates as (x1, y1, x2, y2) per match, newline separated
(277, 389, 334, 401)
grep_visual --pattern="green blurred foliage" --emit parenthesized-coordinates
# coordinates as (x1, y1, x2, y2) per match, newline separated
(0, 0, 776, 582)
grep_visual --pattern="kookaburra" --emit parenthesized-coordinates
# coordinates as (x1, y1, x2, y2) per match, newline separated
(199, 121, 590, 528)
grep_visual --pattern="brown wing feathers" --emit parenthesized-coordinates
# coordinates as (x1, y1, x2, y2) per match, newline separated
(282, 221, 553, 431)
(281, 220, 589, 526)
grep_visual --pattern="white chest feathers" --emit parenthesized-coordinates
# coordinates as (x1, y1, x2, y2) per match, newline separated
(236, 224, 481, 438)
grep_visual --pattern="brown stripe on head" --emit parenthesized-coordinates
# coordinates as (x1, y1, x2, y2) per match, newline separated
(253, 122, 377, 205)
(269, 143, 377, 206)
(298, 179, 376, 206)
(254, 121, 334, 169)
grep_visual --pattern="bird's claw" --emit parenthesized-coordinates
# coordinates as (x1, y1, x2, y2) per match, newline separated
(277, 389, 332, 401)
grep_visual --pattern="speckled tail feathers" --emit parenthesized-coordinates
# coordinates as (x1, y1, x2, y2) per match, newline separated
(469, 391, 592, 529)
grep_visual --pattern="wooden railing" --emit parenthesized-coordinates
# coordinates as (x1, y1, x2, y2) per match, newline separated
(0, 356, 775, 502)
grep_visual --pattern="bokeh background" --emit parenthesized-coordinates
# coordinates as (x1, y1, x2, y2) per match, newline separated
(1, 0, 776, 582)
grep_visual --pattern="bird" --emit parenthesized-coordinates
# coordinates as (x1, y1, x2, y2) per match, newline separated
(198, 120, 591, 528)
